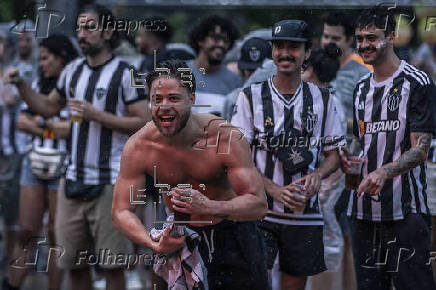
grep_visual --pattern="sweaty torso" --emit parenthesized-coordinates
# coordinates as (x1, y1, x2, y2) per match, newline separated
(139, 115, 236, 226)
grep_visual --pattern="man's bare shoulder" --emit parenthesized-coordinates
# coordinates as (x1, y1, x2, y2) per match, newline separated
(124, 121, 158, 155)
(197, 113, 241, 136)
(195, 113, 248, 158)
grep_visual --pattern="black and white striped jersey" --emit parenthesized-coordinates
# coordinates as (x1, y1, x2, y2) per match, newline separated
(20, 80, 69, 153)
(0, 102, 20, 156)
(347, 60, 436, 221)
(232, 77, 344, 226)
(0, 82, 30, 156)
(56, 56, 147, 185)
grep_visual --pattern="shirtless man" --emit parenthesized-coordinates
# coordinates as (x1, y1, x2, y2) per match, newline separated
(112, 59, 269, 289)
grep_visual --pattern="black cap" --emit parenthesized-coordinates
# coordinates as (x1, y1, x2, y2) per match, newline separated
(269, 20, 310, 42)
(238, 37, 271, 71)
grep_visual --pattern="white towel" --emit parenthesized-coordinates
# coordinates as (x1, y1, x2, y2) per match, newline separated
(150, 214, 208, 290)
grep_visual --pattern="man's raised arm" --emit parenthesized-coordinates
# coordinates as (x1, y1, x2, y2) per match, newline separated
(4, 67, 63, 118)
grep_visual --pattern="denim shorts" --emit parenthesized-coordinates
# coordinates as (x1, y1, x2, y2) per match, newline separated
(20, 154, 60, 191)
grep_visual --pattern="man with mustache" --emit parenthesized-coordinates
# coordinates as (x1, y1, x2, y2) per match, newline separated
(341, 5, 436, 290)
(112, 59, 269, 289)
(186, 15, 242, 117)
(232, 20, 343, 290)
(4, 4, 149, 290)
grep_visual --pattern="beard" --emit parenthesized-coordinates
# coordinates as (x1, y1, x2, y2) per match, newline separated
(19, 49, 31, 60)
(152, 110, 191, 137)
(208, 55, 223, 66)
(208, 46, 225, 65)
(79, 40, 103, 56)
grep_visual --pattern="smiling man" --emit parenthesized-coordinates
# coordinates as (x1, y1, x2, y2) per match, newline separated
(341, 5, 436, 290)
(112, 60, 269, 290)
(186, 15, 242, 117)
(232, 20, 343, 290)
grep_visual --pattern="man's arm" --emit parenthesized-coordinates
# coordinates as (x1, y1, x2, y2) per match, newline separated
(4, 68, 63, 118)
(357, 132, 432, 195)
(171, 127, 268, 221)
(112, 131, 184, 253)
(313, 149, 341, 179)
(18, 113, 71, 139)
(17, 113, 44, 136)
(69, 99, 150, 135)
(208, 135, 268, 221)
(46, 119, 71, 139)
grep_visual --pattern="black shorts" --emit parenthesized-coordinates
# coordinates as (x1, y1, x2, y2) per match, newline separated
(258, 220, 326, 277)
(188, 220, 269, 290)
(349, 213, 436, 290)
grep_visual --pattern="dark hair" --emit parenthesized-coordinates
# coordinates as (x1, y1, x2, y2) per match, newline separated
(146, 59, 196, 95)
(323, 12, 355, 38)
(39, 35, 78, 64)
(141, 16, 172, 43)
(38, 35, 78, 94)
(78, 4, 121, 50)
(189, 15, 240, 53)
(305, 43, 341, 83)
(355, 4, 396, 36)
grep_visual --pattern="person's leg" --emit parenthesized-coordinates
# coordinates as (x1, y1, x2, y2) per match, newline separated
(278, 225, 326, 290)
(391, 214, 436, 290)
(70, 267, 92, 290)
(105, 268, 126, 290)
(7, 185, 46, 287)
(89, 185, 133, 290)
(342, 233, 357, 290)
(55, 179, 93, 289)
(47, 187, 63, 290)
(257, 221, 280, 288)
(281, 274, 307, 290)
(348, 218, 390, 290)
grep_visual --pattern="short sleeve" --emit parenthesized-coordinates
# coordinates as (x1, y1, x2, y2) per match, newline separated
(409, 83, 436, 135)
(323, 92, 346, 151)
(56, 66, 67, 99)
(121, 66, 147, 105)
(352, 85, 361, 139)
(230, 90, 254, 144)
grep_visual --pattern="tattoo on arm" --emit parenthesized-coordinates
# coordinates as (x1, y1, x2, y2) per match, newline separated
(416, 132, 431, 151)
(382, 133, 432, 178)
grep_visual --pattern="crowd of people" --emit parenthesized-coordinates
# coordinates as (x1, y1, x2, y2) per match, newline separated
(0, 3, 435, 290)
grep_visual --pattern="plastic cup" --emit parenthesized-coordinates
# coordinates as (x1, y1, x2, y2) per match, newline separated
(345, 156, 364, 190)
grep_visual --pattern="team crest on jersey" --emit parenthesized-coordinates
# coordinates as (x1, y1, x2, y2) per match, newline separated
(249, 47, 261, 62)
(357, 100, 365, 110)
(96, 88, 107, 100)
(387, 88, 401, 111)
(301, 110, 318, 133)
(265, 116, 274, 128)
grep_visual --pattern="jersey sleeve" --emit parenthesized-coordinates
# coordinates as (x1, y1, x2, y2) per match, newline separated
(409, 82, 436, 135)
(352, 84, 361, 139)
(323, 92, 346, 151)
(230, 90, 254, 144)
(121, 66, 147, 105)
(56, 66, 68, 99)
